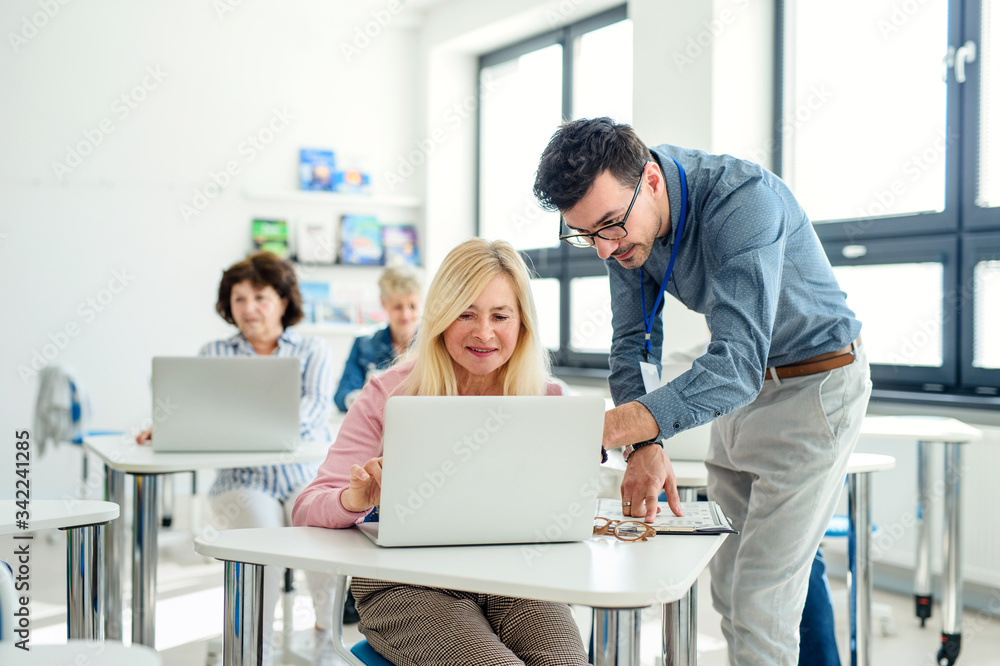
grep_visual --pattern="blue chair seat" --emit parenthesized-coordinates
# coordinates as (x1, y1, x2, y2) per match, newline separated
(351, 639, 395, 666)
(824, 514, 877, 538)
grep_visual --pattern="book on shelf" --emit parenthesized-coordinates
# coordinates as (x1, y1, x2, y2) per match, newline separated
(315, 301, 355, 325)
(299, 148, 336, 191)
(381, 223, 419, 266)
(339, 215, 383, 265)
(296, 218, 337, 264)
(298, 281, 331, 324)
(251, 218, 289, 259)
(333, 168, 372, 195)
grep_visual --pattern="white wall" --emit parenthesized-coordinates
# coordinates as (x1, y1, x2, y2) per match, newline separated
(1, 0, 420, 496)
(2, 0, 778, 495)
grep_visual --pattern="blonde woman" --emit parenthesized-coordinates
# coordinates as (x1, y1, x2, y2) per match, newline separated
(293, 239, 587, 666)
(334, 265, 422, 412)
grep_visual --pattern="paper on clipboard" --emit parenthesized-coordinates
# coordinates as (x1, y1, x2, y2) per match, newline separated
(595, 498, 738, 535)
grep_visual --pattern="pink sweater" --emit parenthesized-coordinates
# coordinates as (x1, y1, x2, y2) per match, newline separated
(291, 360, 564, 529)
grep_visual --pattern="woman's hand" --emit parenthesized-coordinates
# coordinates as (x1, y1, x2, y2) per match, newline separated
(135, 429, 152, 445)
(340, 457, 383, 513)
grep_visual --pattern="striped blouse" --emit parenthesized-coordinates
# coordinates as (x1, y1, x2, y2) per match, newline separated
(201, 329, 334, 501)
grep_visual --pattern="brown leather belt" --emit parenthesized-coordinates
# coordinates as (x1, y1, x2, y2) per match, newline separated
(765, 337, 861, 380)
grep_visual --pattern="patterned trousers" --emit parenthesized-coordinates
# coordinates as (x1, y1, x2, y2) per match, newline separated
(351, 577, 589, 666)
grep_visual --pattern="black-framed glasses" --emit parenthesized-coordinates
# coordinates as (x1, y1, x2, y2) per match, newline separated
(559, 162, 649, 248)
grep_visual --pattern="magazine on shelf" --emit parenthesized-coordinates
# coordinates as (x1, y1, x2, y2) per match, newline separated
(296, 218, 337, 264)
(339, 215, 382, 265)
(299, 148, 336, 191)
(251, 219, 289, 259)
(381, 223, 419, 266)
(594, 499, 737, 535)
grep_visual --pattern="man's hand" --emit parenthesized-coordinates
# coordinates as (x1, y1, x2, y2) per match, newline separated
(620, 445, 684, 522)
(340, 457, 383, 513)
(135, 428, 152, 445)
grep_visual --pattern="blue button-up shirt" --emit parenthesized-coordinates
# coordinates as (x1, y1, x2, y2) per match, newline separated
(608, 144, 861, 439)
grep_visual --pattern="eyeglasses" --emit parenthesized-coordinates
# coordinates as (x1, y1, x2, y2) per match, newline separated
(559, 162, 649, 248)
(593, 517, 656, 543)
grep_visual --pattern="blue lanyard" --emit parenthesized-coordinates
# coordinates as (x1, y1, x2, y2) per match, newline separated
(639, 155, 688, 361)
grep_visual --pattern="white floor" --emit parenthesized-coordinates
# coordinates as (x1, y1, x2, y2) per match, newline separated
(12, 527, 1000, 665)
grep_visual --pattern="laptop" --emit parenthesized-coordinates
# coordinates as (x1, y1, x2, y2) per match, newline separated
(151, 357, 301, 452)
(358, 395, 605, 547)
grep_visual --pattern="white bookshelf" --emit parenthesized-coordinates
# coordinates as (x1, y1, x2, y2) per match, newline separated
(242, 188, 421, 209)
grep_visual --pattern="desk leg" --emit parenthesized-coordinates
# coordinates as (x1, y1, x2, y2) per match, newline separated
(938, 442, 963, 665)
(224, 561, 265, 666)
(64, 523, 105, 640)
(104, 466, 125, 641)
(663, 592, 697, 666)
(132, 473, 160, 647)
(914, 440, 933, 627)
(663, 487, 699, 666)
(592, 608, 641, 666)
(848, 471, 872, 666)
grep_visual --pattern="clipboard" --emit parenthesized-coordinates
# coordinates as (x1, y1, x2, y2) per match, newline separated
(595, 499, 738, 535)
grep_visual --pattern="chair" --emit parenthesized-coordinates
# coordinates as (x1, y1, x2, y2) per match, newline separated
(33, 366, 124, 497)
(350, 639, 394, 666)
(0, 562, 16, 644)
(823, 513, 897, 639)
(328, 575, 397, 666)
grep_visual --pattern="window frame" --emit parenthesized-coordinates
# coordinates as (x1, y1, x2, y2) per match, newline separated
(780, 0, 963, 245)
(960, 232, 1000, 390)
(778, 0, 1000, 405)
(962, 0, 1000, 230)
(477, 5, 628, 370)
(824, 236, 960, 389)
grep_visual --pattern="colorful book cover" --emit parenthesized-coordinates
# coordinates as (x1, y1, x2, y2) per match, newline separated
(298, 281, 331, 324)
(381, 223, 419, 266)
(299, 148, 336, 191)
(339, 215, 382, 265)
(251, 219, 289, 259)
(333, 168, 372, 194)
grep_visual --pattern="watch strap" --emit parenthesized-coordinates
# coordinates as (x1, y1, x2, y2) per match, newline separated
(623, 439, 663, 463)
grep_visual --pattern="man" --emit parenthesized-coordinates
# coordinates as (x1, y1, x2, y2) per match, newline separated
(533, 118, 871, 665)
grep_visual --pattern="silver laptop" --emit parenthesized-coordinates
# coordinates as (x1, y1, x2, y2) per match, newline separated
(358, 395, 604, 547)
(151, 357, 300, 452)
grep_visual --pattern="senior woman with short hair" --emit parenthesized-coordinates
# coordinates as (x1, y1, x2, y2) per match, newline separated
(137, 251, 336, 666)
(293, 239, 588, 666)
(334, 265, 422, 412)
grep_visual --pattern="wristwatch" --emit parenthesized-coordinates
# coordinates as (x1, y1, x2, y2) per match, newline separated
(623, 439, 663, 463)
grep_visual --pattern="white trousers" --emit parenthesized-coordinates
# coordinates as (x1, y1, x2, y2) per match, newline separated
(706, 345, 871, 666)
(209, 486, 336, 666)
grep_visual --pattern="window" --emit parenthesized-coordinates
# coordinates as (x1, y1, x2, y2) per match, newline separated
(781, 0, 1000, 403)
(478, 6, 631, 368)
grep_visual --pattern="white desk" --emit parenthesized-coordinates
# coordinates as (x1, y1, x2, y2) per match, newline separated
(0, 499, 119, 641)
(83, 434, 334, 647)
(0, 641, 160, 664)
(194, 525, 726, 666)
(859, 415, 982, 665)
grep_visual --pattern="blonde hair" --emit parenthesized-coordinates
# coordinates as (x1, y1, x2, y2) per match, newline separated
(397, 238, 550, 397)
(378, 265, 422, 302)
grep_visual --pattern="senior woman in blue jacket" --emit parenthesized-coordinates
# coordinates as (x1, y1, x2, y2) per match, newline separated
(334, 265, 421, 411)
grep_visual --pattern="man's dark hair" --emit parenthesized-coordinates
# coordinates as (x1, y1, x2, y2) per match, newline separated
(533, 117, 652, 213)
